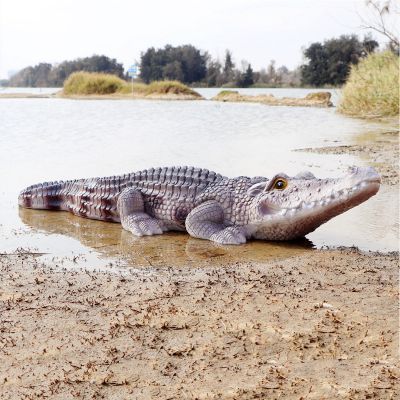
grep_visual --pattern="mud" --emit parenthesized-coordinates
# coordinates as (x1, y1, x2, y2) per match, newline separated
(297, 129, 399, 186)
(0, 248, 398, 400)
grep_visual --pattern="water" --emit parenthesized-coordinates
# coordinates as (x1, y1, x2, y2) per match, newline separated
(0, 87, 60, 95)
(0, 90, 397, 268)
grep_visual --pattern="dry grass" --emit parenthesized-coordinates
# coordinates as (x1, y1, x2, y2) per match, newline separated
(63, 72, 201, 98)
(338, 51, 399, 118)
(63, 72, 126, 95)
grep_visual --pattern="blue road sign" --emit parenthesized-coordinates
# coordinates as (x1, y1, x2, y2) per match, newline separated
(128, 64, 139, 78)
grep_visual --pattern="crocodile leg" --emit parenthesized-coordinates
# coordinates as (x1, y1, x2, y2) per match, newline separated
(185, 200, 247, 245)
(117, 187, 164, 236)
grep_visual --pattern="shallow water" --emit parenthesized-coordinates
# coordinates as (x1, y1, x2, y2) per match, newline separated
(0, 90, 397, 268)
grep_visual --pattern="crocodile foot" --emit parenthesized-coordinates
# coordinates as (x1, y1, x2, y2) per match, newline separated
(210, 226, 247, 245)
(122, 213, 164, 236)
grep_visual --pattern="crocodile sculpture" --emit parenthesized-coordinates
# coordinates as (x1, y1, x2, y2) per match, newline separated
(18, 166, 380, 245)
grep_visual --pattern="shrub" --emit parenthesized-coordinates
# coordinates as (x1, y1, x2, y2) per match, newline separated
(63, 72, 125, 95)
(145, 81, 200, 96)
(338, 51, 399, 118)
(217, 90, 239, 97)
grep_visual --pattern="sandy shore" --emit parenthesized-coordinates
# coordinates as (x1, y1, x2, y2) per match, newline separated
(1, 248, 398, 400)
(296, 127, 399, 186)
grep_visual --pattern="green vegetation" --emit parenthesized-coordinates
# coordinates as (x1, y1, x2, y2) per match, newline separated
(235, 64, 254, 88)
(338, 51, 399, 118)
(118, 80, 201, 97)
(63, 72, 126, 95)
(5, 30, 396, 91)
(63, 72, 201, 97)
(301, 35, 379, 86)
(8, 55, 124, 87)
(216, 90, 239, 97)
(144, 81, 201, 96)
(140, 45, 207, 84)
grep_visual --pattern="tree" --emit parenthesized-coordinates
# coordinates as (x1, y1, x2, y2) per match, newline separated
(8, 55, 124, 87)
(236, 64, 254, 87)
(163, 61, 184, 82)
(360, 0, 399, 54)
(222, 50, 235, 83)
(301, 42, 329, 86)
(9, 63, 52, 87)
(301, 35, 379, 86)
(243, 64, 254, 87)
(139, 44, 207, 84)
(205, 58, 223, 87)
(266, 60, 277, 83)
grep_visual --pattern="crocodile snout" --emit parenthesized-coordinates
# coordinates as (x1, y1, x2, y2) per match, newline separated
(348, 166, 381, 184)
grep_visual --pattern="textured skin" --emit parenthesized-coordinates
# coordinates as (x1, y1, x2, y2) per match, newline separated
(18, 166, 381, 244)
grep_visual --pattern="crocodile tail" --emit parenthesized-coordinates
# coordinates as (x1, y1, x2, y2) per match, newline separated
(18, 181, 66, 210)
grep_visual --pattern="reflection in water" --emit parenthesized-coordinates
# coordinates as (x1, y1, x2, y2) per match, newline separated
(19, 207, 312, 268)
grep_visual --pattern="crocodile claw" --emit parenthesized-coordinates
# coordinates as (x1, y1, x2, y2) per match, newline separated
(210, 227, 247, 245)
(124, 215, 163, 236)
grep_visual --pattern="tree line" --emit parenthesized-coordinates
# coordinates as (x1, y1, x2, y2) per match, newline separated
(2, 34, 386, 88)
(5, 55, 124, 87)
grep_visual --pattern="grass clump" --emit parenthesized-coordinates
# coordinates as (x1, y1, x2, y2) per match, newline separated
(63, 72, 125, 95)
(217, 90, 239, 97)
(119, 80, 200, 96)
(338, 51, 399, 118)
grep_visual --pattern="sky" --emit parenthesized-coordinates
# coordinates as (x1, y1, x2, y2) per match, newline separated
(0, 0, 397, 79)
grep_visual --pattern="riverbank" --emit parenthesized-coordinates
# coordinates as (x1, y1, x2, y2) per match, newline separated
(296, 126, 399, 186)
(0, 248, 398, 400)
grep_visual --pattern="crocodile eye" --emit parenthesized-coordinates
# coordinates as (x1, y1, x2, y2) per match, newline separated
(273, 178, 288, 190)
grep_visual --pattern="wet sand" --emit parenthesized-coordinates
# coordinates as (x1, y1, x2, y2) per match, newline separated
(1, 249, 398, 400)
(297, 127, 399, 186)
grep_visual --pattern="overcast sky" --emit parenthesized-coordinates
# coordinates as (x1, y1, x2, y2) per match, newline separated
(0, 0, 396, 79)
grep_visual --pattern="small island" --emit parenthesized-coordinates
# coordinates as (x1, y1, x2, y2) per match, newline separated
(212, 90, 333, 107)
(60, 72, 203, 100)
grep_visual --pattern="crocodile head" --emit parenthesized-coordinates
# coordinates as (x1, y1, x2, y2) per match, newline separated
(248, 166, 381, 240)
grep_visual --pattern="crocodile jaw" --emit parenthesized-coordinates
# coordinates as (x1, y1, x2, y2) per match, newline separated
(250, 167, 381, 241)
